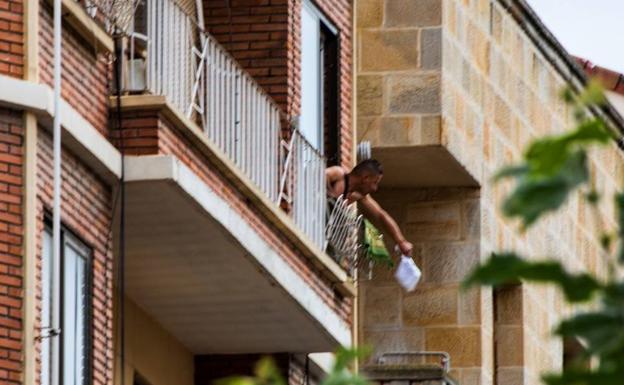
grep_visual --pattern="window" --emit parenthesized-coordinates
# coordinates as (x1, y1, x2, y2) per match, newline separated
(41, 225, 91, 385)
(299, 0, 340, 165)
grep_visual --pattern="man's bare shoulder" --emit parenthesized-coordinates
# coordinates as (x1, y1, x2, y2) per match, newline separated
(325, 165, 347, 181)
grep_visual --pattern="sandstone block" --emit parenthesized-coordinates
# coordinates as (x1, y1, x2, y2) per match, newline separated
(420, 115, 442, 144)
(421, 28, 442, 69)
(458, 287, 481, 325)
(495, 285, 523, 324)
(362, 328, 425, 362)
(461, 199, 480, 241)
(422, 243, 479, 284)
(406, 202, 460, 223)
(496, 367, 524, 385)
(406, 222, 460, 242)
(357, 75, 383, 116)
(425, 327, 482, 367)
(358, 117, 380, 142)
(363, 285, 401, 327)
(361, 30, 420, 71)
(459, 368, 482, 385)
(377, 117, 419, 146)
(357, 0, 383, 28)
(388, 74, 441, 114)
(495, 325, 523, 366)
(385, 0, 442, 27)
(403, 285, 458, 326)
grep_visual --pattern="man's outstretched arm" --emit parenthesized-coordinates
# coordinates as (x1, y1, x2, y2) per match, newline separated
(359, 195, 413, 256)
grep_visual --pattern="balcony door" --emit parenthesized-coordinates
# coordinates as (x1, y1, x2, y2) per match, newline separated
(300, 0, 339, 162)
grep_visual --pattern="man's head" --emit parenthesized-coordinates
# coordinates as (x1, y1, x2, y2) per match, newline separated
(350, 159, 383, 195)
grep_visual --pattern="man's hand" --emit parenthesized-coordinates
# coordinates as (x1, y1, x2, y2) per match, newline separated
(397, 240, 414, 256)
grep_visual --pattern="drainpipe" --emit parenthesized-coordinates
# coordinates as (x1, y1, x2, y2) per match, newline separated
(51, 0, 63, 383)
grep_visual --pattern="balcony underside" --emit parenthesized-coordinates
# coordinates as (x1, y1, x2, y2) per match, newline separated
(372, 146, 478, 188)
(119, 155, 351, 354)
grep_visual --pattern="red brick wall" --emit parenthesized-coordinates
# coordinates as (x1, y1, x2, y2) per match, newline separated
(36, 130, 115, 385)
(0, 0, 23, 78)
(204, 0, 353, 168)
(39, 1, 110, 136)
(204, 0, 289, 111)
(0, 109, 24, 384)
(110, 110, 159, 155)
(116, 111, 353, 324)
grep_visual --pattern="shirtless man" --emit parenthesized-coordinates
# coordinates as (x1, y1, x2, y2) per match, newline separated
(326, 159, 414, 256)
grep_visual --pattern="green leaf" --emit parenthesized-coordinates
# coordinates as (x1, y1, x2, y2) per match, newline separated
(600, 233, 612, 250)
(463, 253, 602, 302)
(524, 120, 609, 177)
(320, 347, 371, 385)
(501, 151, 588, 228)
(332, 346, 371, 372)
(586, 190, 601, 204)
(492, 165, 529, 182)
(255, 357, 286, 385)
(579, 79, 608, 106)
(555, 312, 624, 356)
(543, 369, 624, 385)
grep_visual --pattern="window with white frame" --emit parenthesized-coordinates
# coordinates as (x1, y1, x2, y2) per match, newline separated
(40, 225, 91, 385)
(300, 0, 341, 164)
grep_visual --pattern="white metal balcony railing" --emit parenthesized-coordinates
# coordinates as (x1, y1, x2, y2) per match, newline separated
(125, 0, 280, 202)
(118, 0, 362, 270)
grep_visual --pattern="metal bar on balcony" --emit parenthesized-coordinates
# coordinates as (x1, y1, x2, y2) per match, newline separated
(120, 0, 363, 269)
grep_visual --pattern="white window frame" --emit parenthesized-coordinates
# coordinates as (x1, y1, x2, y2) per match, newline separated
(299, 0, 337, 152)
(40, 225, 91, 385)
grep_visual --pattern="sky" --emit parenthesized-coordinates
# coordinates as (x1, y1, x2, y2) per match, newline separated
(525, 0, 624, 74)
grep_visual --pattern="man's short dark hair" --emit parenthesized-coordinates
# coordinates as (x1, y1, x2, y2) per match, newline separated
(351, 159, 383, 176)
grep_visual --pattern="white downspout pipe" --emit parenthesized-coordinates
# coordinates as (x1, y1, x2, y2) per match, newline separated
(51, 0, 62, 383)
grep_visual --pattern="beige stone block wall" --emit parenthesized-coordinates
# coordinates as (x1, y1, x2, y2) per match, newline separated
(358, 188, 484, 385)
(357, 0, 443, 148)
(441, 0, 622, 383)
(356, 1, 624, 385)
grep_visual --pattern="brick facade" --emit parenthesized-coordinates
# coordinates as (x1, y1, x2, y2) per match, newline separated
(36, 130, 115, 385)
(0, 0, 23, 78)
(204, 0, 353, 168)
(39, 0, 110, 136)
(204, 0, 290, 110)
(0, 0, 356, 383)
(0, 109, 24, 384)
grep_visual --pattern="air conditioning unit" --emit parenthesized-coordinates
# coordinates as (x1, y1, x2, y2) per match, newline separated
(127, 58, 146, 92)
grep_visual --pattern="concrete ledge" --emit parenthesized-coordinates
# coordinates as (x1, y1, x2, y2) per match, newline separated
(372, 145, 479, 188)
(112, 94, 356, 298)
(0, 75, 121, 182)
(125, 154, 352, 349)
(45, 0, 114, 53)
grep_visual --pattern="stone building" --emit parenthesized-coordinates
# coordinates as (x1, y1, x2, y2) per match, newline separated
(356, 1, 624, 385)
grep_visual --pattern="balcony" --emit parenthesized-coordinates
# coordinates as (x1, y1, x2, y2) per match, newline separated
(119, 0, 360, 264)
(94, 0, 359, 354)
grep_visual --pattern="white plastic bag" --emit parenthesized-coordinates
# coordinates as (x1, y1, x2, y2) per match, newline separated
(394, 255, 422, 292)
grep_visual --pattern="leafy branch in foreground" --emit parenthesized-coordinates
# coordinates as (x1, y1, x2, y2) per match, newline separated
(465, 82, 624, 385)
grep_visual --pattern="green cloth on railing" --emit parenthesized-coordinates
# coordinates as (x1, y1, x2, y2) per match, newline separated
(363, 219, 393, 267)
